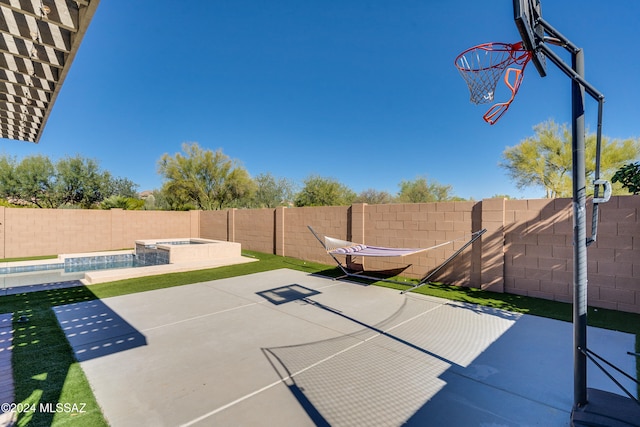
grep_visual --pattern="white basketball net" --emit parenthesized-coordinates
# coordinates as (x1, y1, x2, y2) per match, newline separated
(455, 43, 527, 105)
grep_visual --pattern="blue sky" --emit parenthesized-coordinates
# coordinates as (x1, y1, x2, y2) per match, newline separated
(1, 0, 639, 200)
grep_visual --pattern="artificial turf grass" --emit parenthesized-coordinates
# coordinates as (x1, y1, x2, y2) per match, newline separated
(0, 250, 638, 426)
(2, 286, 107, 427)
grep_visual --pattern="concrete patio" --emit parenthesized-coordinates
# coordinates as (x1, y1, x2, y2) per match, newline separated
(53, 269, 637, 426)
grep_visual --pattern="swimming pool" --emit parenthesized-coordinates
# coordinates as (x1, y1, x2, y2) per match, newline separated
(0, 252, 166, 295)
(0, 238, 255, 295)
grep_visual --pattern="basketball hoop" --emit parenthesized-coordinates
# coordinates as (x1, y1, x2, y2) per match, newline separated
(455, 42, 532, 124)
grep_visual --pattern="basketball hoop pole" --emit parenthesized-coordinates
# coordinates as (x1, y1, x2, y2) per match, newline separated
(510, 2, 638, 423)
(532, 17, 614, 416)
(572, 46, 589, 409)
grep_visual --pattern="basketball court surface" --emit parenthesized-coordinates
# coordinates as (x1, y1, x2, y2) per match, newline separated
(54, 269, 636, 426)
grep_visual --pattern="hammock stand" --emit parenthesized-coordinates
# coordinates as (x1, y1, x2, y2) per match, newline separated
(308, 226, 486, 294)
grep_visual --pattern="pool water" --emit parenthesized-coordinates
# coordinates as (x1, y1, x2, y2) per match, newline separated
(1, 254, 165, 295)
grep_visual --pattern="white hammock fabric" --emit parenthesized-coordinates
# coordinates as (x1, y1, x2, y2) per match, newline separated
(324, 236, 453, 257)
(309, 225, 487, 293)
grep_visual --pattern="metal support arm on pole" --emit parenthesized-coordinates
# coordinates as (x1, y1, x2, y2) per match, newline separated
(537, 43, 604, 102)
(537, 42, 609, 248)
(536, 17, 603, 101)
(535, 19, 610, 247)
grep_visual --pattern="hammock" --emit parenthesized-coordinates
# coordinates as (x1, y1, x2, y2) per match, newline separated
(308, 226, 486, 293)
(324, 236, 453, 257)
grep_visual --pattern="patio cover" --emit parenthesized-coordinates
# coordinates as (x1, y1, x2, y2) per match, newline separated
(0, 0, 100, 143)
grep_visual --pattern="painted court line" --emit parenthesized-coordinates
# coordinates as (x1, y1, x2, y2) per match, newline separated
(141, 301, 260, 333)
(142, 280, 344, 333)
(143, 276, 346, 334)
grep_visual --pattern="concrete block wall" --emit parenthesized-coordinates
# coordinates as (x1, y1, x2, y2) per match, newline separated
(584, 196, 639, 313)
(234, 208, 276, 254)
(0, 196, 637, 313)
(504, 198, 573, 302)
(0, 207, 197, 258)
(112, 210, 196, 250)
(281, 206, 350, 262)
(476, 199, 507, 293)
(2, 208, 111, 257)
(200, 210, 229, 241)
(360, 202, 477, 286)
(504, 196, 640, 313)
(201, 198, 638, 313)
(199, 206, 351, 262)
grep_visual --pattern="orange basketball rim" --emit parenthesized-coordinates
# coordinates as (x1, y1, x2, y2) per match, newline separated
(455, 42, 532, 124)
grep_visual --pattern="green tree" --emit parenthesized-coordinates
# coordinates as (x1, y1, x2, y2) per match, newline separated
(397, 176, 453, 203)
(0, 155, 19, 200)
(501, 120, 640, 198)
(13, 155, 57, 207)
(55, 156, 111, 208)
(0, 154, 138, 208)
(106, 177, 139, 199)
(152, 186, 195, 211)
(354, 188, 394, 204)
(158, 142, 255, 210)
(611, 162, 640, 195)
(252, 173, 296, 208)
(294, 175, 356, 207)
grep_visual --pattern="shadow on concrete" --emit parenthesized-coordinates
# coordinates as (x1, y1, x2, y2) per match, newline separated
(256, 284, 321, 305)
(262, 346, 331, 427)
(53, 298, 147, 362)
(0, 283, 146, 425)
(261, 289, 637, 426)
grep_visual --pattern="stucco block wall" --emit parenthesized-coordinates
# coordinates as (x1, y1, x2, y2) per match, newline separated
(504, 196, 640, 313)
(282, 206, 350, 263)
(0, 196, 637, 313)
(588, 196, 640, 313)
(478, 198, 506, 293)
(195, 198, 636, 314)
(234, 208, 275, 254)
(504, 198, 572, 302)
(361, 202, 477, 286)
(200, 210, 229, 241)
(0, 207, 197, 258)
(3, 208, 112, 257)
(113, 210, 195, 250)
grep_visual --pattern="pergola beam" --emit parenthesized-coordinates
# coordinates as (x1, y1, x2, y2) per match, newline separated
(0, 0, 100, 143)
